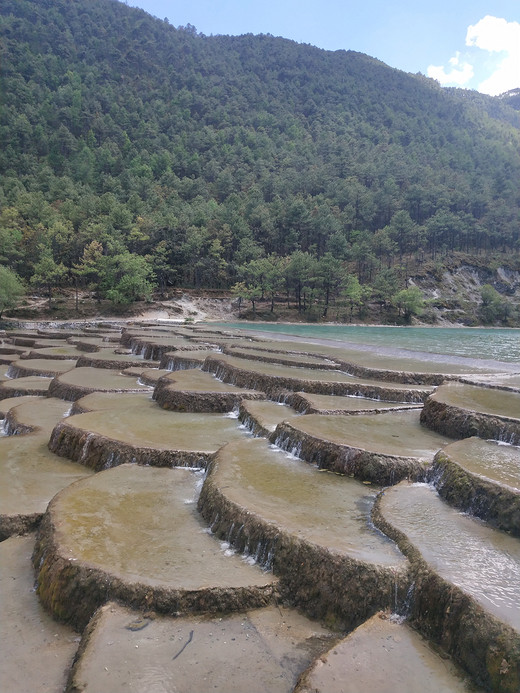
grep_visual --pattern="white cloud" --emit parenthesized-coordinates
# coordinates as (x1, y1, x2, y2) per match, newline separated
(465, 15, 520, 95)
(427, 15, 520, 95)
(427, 58, 474, 86)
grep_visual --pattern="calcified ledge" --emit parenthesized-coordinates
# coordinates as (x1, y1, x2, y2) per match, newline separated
(285, 391, 422, 415)
(48, 378, 149, 402)
(75, 354, 157, 369)
(48, 419, 214, 470)
(429, 450, 520, 538)
(7, 360, 77, 379)
(221, 345, 340, 370)
(372, 493, 520, 693)
(198, 451, 409, 632)
(0, 377, 52, 399)
(32, 506, 276, 632)
(203, 356, 432, 403)
(220, 342, 459, 385)
(271, 421, 427, 485)
(159, 350, 216, 370)
(153, 378, 265, 413)
(0, 512, 41, 542)
(333, 358, 458, 386)
(420, 393, 520, 445)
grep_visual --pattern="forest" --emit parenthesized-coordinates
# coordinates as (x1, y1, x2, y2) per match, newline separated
(1, 0, 519, 323)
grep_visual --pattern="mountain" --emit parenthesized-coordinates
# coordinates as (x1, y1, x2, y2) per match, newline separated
(1, 0, 519, 323)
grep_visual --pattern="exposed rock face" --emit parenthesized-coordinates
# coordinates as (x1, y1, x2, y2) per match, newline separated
(430, 450, 520, 537)
(271, 421, 427, 485)
(421, 393, 520, 445)
(48, 420, 214, 470)
(373, 491, 520, 693)
(198, 453, 409, 632)
(203, 356, 431, 403)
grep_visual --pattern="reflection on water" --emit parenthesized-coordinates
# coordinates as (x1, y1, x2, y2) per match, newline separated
(218, 324, 520, 364)
(381, 483, 520, 630)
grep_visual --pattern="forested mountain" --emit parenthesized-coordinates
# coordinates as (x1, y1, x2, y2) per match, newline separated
(1, 0, 519, 322)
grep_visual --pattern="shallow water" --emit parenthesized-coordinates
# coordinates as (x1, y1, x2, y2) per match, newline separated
(4, 397, 72, 433)
(289, 410, 450, 459)
(0, 433, 93, 515)
(66, 402, 246, 451)
(380, 483, 520, 630)
(442, 438, 520, 491)
(55, 366, 151, 391)
(433, 382, 520, 419)
(296, 392, 421, 413)
(0, 376, 52, 396)
(161, 369, 252, 392)
(216, 438, 404, 566)
(240, 400, 299, 432)
(212, 353, 431, 391)
(217, 324, 520, 364)
(55, 465, 274, 588)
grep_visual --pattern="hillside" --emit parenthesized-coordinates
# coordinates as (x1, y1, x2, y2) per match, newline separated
(1, 0, 519, 325)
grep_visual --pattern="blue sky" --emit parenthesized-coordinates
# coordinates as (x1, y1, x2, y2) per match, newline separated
(127, 0, 519, 95)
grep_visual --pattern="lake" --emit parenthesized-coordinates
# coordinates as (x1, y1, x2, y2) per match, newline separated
(214, 324, 520, 365)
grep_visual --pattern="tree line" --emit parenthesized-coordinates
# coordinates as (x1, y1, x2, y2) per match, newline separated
(1, 0, 519, 322)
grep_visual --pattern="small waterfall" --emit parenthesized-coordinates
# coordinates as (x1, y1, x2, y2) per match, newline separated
(80, 432, 96, 463)
(209, 512, 220, 533)
(273, 432, 302, 459)
(104, 451, 117, 469)
(390, 580, 415, 624)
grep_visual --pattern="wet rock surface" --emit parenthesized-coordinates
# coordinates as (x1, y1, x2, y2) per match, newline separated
(430, 439, 520, 536)
(0, 534, 79, 693)
(1, 321, 519, 692)
(421, 382, 520, 444)
(375, 482, 520, 692)
(294, 613, 483, 693)
(153, 369, 265, 412)
(272, 410, 449, 484)
(48, 365, 151, 401)
(68, 602, 336, 693)
(34, 465, 276, 630)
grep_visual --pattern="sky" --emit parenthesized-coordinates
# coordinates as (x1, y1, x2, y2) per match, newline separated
(127, 0, 520, 96)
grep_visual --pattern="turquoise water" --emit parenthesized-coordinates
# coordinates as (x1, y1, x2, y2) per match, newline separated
(215, 324, 520, 364)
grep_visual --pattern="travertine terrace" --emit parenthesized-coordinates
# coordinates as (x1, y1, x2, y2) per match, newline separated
(1, 320, 519, 692)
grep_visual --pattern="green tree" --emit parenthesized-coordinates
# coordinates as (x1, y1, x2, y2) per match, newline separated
(0, 266, 25, 318)
(479, 284, 511, 324)
(231, 280, 261, 316)
(341, 275, 364, 322)
(30, 248, 67, 308)
(100, 252, 156, 304)
(392, 286, 425, 323)
(371, 268, 400, 315)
